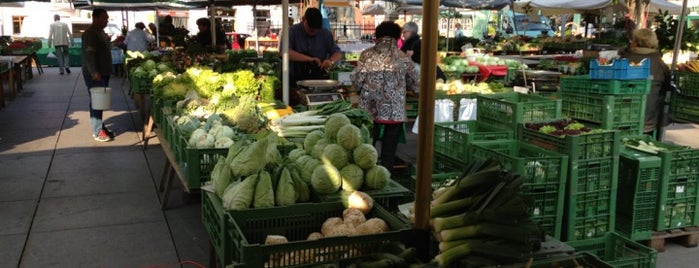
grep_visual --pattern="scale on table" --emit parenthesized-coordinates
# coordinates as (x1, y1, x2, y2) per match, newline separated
(296, 80, 344, 107)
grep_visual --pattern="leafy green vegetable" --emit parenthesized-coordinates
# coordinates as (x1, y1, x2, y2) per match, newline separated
(275, 167, 297, 206)
(364, 165, 390, 190)
(311, 164, 342, 194)
(353, 144, 378, 170)
(253, 170, 275, 208)
(324, 113, 351, 141)
(336, 124, 362, 150)
(340, 164, 364, 191)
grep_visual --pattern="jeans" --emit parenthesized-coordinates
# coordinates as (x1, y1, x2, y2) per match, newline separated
(373, 123, 401, 173)
(83, 74, 110, 136)
(54, 45, 70, 71)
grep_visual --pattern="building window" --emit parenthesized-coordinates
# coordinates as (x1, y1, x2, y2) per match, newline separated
(12, 16, 25, 35)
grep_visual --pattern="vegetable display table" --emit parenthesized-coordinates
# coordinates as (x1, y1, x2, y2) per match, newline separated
(153, 126, 190, 210)
(0, 55, 28, 99)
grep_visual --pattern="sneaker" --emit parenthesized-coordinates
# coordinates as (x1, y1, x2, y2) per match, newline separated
(65, 68, 71, 74)
(93, 130, 113, 142)
(102, 127, 115, 138)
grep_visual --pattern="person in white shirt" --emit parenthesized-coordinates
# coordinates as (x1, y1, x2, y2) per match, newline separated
(124, 22, 149, 52)
(48, 14, 73, 75)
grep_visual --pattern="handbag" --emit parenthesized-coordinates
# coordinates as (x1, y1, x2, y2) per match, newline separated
(47, 51, 57, 59)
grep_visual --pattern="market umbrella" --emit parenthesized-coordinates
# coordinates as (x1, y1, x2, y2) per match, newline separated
(402, 0, 510, 9)
(361, 3, 386, 16)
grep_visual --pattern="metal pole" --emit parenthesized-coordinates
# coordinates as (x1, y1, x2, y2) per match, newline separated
(659, 0, 689, 141)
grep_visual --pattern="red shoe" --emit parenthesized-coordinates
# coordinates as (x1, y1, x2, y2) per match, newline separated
(93, 129, 113, 142)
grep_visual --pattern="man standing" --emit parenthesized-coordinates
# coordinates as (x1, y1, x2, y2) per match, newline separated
(82, 8, 114, 142)
(48, 14, 73, 75)
(287, 7, 342, 105)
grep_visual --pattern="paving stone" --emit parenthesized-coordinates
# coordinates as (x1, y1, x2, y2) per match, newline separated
(0, 234, 25, 267)
(0, 200, 36, 236)
(0, 154, 50, 201)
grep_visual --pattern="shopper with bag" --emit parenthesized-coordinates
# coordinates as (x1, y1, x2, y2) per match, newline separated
(48, 14, 73, 75)
(351, 21, 418, 172)
(82, 8, 115, 142)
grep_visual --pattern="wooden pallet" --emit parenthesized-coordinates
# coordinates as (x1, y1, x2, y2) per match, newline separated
(647, 226, 699, 252)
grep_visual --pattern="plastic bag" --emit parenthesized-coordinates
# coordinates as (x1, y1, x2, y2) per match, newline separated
(458, 98, 477, 121)
(47, 51, 56, 59)
(412, 99, 454, 134)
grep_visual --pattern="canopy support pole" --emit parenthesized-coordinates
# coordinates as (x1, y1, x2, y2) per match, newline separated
(282, 0, 290, 105)
(413, 0, 438, 260)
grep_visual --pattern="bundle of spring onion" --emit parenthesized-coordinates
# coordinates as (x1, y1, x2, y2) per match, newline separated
(410, 159, 544, 267)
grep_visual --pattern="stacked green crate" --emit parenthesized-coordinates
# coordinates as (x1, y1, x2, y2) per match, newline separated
(476, 92, 562, 136)
(518, 123, 620, 241)
(559, 75, 650, 137)
(566, 232, 657, 268)
(469, 140, 568, 239)
(616, 148, 662, 241)
(670, 91, 699, 124)
(433, 120, 513, 169)
(655, 144, 699, 230)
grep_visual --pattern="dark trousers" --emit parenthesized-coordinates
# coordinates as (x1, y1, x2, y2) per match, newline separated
(373, 123, 401, 172)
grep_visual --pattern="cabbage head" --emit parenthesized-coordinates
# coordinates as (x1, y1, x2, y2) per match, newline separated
(195, 133, 215, 149)
(287, 148, 306, 162)
(311, 164, 342, 194)
(360, 125, 373, 144)
(188, 128, 208, 146)
(311, 138, 331, 159)
(304, 130, 325, 154)
(302, 158, 321, 182)
(336, 124, 362, 150)
(321, 144, 349, 169)
(340, 164, 364, 192)
(214, 136, 234, 148)
(364, 165, 390, 190)
(324, 113, 351, 142)
(176, 115, 201, 136)
(144, 59, 158, 71)
(353, 144, 378, 169)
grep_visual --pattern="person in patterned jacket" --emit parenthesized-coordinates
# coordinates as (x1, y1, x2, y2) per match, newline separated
(351, 21, 419, 171)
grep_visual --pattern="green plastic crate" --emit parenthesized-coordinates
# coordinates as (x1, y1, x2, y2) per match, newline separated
(434, 120, 513, 166)
(671, 93, 699, 124)
(497, 252, 614, 268)
(406, 98, 418, 118)
(469, 140, 569, 239)
(202, 191, 226, 265)
(560, 75, 651, 94)
(182, 146, 228, 189)
(566, 232, 657, 268)
(674, 71, 699, 97)
(565, 157, 619, 241)
(409, 171, 462, 191)
(477, 92, 562, 133)
(624, 136, 699, 230)
(313, 178, 412, 211)
(129, 74, 153, 94)
(560, 92, 646, 137)
(616, 148, 662, 241)
(518, 124, 620, 162)
(224, 202, 410, 267)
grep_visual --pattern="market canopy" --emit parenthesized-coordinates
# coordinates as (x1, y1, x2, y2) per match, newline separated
(401, 0, 510, 9)
(513, 0, 684, 15)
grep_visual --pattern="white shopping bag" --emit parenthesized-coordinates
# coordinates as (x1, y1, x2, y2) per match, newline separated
(458, 98, 477, 121)
(412, 99, 454, 134)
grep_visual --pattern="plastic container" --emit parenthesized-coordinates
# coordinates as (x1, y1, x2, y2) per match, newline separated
(202, 191, 226, 265)
(589, 58, 651, 80)
(477, 92, 562, 134)
(223, 202, 410, 267)
(518, 123, 620, 162)
(561, 75, 651, 94)
(565, 157, 619, 241)
(469, 140, 569, 239)
(671, 92, 699, 124)
(434, 120, 513, 166)
(674, 71, 699, 97)
(566, 232, 657, 268)
(560, 92, 646, 137)
(616, 148, 662, 241)
(89, 87, 112, 110)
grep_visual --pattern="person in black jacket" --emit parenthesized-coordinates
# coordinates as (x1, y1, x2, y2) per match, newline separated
(400, 22, 447, 89)
(195, 18, 230, 50)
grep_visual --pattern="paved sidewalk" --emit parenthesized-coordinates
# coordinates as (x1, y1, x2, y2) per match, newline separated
(0, 67, 208, 268)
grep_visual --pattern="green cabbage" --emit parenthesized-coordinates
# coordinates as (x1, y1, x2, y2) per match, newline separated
(340, 164, 364, 192)
(336, 124, 362, 150)
(287, 148, 306, 162)
(311, 164, 342, 194)
(253, 171, 275, 208)
(353, 144, 378, 170)
(364, 165, 390, 190)
(311, 138, 331, 159)
(324, 113, 351, 142)
(321, 144, 349, 169)
(302, 158, 321, 182)
(304, 130, 325, 154)
(275, 167, 297, 206)
(211, 158, 232, 197)
(176, 115, 201, 136)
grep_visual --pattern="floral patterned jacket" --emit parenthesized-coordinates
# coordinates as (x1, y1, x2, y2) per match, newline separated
(351, 36, 418, 123)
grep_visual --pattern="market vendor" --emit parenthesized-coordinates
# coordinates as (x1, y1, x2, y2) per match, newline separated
(401, 21, 447, 89)
(195, 18, 230, 51)
(286, 7, 342, 105)
(619, 28, 671, 136)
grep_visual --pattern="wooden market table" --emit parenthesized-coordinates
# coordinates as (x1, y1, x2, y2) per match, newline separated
(0, 55, 29, 100)
(153, 126, 190, 210)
